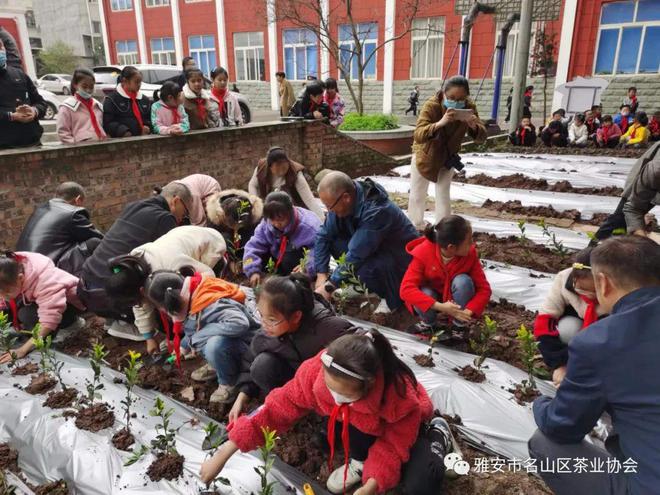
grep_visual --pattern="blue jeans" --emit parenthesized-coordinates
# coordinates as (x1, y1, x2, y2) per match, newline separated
(202, 336, 248, 386)
(414, 274, 476, 326)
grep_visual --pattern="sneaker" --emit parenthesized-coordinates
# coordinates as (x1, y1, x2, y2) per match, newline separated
(106, 319, 146, 342)
(327, 459, 363, 494)
(373, 299, 391, 315)
(53, 317, 85, 343)
(191, 363, 217, 382)
(428, 417, 462, 479)
(209, 384, 237, 404)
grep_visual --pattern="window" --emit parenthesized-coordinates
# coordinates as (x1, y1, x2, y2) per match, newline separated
(189, 35, 216, 76)
(151, 37, 176, 65)
(116, 40, 138, 65)
(339, 22, 378, 79)
(111, 0, 132, 11)
(185, 0, 212, 2)
(411, 17, 444, 79)
(83, 35, 94, 57)
(491, 21, 538, 77)
(234, 32, 265, 81)
(146, 0, 169, 5)
(594, 0, 660, 74)
(25, 10, 36, 28)
(283, 29, 318, 80)
(92, 21, 101, 34)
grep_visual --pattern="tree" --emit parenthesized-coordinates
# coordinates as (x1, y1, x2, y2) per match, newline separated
(269, 0, 436, 115)
(530, 23, 557, 124)
(38, 41, 79, 75)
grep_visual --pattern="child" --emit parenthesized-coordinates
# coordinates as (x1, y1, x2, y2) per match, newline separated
(182, 68, 217, 130)
(200, 330, 454, 495)
(523, 85, 533, 118)
(102, 66, 151, 137)
(243, 191, 320, 286)
(509, 116, 536, 146)
(144, 270, 259, 403)
(150, 81, 189, 135)
(591, 104, 602, 122)
(0, 252, 84, 363)
(613, 104, 632, 134)
(209, 67, 243, 127)
(540, 110, 568, 147)
(623, 86, 639, 114)
(247, 146, 324, 220)
(400, 215, 491, 334)
(405, 85, 420, 116)
(324, 77, 346, 127)
(229, 273, 354, 421)
(620, 111, 650, 148)
(648, 111, 660, 142)
(568, 113, 589, 147)
(56, 67, 106, 143)
(584, 109, 600, 140)
(595, 115, 622, 148)
(533, 247, 606, 388)
(289, 82, 330, 120)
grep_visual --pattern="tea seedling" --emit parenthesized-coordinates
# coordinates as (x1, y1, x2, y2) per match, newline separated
(121, 350, 143, 433)
(0, 313, 18, 366)
(256, 427, 279, 495)
(516, 324, 544, 394)
(85, 343, 109, 405)
(470, 315, 498, 371)
(31, 325, 67, 390)
(538, 219, 570, 259)
(150, 397, 178, 455)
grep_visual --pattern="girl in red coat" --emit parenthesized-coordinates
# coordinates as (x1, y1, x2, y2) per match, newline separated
(400, 215, 492, 334)
(200, 330, 454, 495)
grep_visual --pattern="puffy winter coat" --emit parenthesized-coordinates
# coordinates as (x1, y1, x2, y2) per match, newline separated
(568, 122, 589, 144)
(621, 123, 650, 146)
(182, 84, 218, 130)
(205, 189, 263, 253)
(56, 96, 106, 143)
(102, 85, 151, 137)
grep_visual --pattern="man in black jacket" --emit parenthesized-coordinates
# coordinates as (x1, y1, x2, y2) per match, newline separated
(0, 38, 46, 149)
(0, 27, 22, 69)
(16, 182, 103, 277)
(78, 182, 193, 347)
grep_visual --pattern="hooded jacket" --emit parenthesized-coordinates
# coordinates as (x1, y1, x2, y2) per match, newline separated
(205, 189, 264, 250)
(150, 100, 190, 135)
(57, 96, 106, 143)
(208, 89, 243, 127)
(621, 141, 660, 233)
(182, 84, 218, 130)
(102, 85, 151, 137)
(0, 64, 46, 148)
(399, 237, 491, 316)
(235, 295, 355, 398)
(0, 27, 21, 69)
(229, 352, 433, 493)
(242, 206, 321, 277)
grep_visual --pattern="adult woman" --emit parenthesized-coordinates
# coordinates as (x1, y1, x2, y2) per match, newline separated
(289, 82, 330, 120)
(408, 76, 487, 229)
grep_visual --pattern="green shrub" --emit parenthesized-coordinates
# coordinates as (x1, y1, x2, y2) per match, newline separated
(340, 113, 399, 131)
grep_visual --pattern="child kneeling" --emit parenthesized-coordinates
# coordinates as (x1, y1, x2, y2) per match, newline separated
(201, 330, 455, 495)
(144, 270, 259, 403)
(400, 215, 492, 334)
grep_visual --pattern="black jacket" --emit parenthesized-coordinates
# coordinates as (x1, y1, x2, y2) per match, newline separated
(16, 199, 103, 264)
(236, 296, 356, 398)
(0, 65, 46, 148)
(0, 27, 22, 69)
(102, 87, 152, 137)
(81, 195, 177, 288)
(289, 98, 330, 120)
(509, 124, 537, 146)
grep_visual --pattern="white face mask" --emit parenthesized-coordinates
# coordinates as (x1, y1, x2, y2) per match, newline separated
(328, 388, 357, 405)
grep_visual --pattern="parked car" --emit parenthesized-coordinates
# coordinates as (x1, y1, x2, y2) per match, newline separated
(92, 64, 252, 123)
(38, 88, 60, 121)
(37, 74, 72, 95)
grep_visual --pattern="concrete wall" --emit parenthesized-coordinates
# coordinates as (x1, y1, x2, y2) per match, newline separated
(597, 76, 660, 117)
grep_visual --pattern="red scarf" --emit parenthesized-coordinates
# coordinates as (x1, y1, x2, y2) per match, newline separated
(165, 103, 181, 125)
(620, 117, 629, 134)
(323, 93, 336, 119)
(630, 124, 638, 140)
(76, 94, 103, 138)
(195, 97, 208, 124)
(212, 87, 228, 118)
(9, 299, 19, 330)
(602, 125, 611, 141)
(579, 295, 598, 328)
(630, 95, 637, 109)
(124, 89, 144, 133)
(327, 403, 351, 494)
(275, 210, 301, 269)
(520, 127, 527, 144)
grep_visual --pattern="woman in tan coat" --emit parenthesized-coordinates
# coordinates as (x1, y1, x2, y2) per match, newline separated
(409, 76, 487, 229)
(276, 72, 296, 117)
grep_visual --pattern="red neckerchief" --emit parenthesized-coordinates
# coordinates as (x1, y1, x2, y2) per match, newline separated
(327, 403, 351, 494)
(194, 97, 207, 123)
(309, 100, 318, 112)
(162, 272, 203, 368)
(620, 117, 629, 133)
(124, 89, 145, 133)
(520, 127, 527, 143)
(323, 93, 336, 119)
(579, 295, 598, 328)
(76, 94, 103, 138)
(165, 103, 181, 125)
(275, 209, 301, 269)
(212, 87, 228, 118)
(630, 95, 637, 109)
(9, 299, 19, 330)
(650, 118, 660, 134)
(602, 125, 610, 141)
(524, 89, 532, 98)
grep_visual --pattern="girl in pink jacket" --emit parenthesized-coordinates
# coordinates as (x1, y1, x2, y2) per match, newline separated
(56, 68, 107, 144)
(150, 81, 190, 135)
(0, 252, 84, 363)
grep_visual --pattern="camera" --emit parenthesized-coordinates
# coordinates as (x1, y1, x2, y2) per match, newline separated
(445, 153, 465, 172)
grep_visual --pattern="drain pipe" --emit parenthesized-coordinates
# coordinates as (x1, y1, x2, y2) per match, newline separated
(458, 2, 497, 77)
(491, 13, 520, 122)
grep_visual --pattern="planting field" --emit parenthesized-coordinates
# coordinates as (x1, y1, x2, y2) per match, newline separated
(1, 151, 652, 495)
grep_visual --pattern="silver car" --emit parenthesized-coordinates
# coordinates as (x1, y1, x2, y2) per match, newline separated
(38, 88, 60, 120)
(37, 74, 72, 95)
(92, 64, 252, 123)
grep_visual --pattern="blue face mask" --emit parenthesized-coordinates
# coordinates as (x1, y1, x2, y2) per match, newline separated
(76, 89, 92, 100)
(443, 98, 466, 110)
(0, 50, 7, 69)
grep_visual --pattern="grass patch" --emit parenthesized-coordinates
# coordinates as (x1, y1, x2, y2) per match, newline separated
(340, 113, 399, 131)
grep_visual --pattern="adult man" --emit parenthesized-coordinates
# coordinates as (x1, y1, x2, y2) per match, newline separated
(0, 38, 46, 149)
(529, 236, 660, 495)
(175, 56, 197, 89)
(16, 182, 103, 277)
(0, 27, 22, 68)
(314, 171, 418, 313)
(276, 71, 295, 117)
(77, 182, 192, 344)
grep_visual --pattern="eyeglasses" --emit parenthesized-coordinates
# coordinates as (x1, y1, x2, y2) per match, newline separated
(326, 192, 346, 212)
(254, 309, 285, 328)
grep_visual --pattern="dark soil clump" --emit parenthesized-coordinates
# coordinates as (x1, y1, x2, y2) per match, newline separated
(146, 452, 185, 482)
(43, 387, 78, 409)
(12, 362, 39, 376)
(482, 199, 582, 222)
(25, 373, 57, 395)
(0, 443, 19, 472)
(112, 428, 135, 451)
(456, 365, 486, 383)
(34, 480, 69, 495)
(474, 232, 570, 273)
(413, 353, 435, 367)
(510, 383, 542, 405)
(274, 415, 329, 483)
(75, 403, 115, 432)
(492, 142, 644, 159)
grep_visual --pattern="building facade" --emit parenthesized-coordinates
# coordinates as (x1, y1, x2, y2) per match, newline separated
(38, 0, 660, 116)
(0, 0, 42, 78)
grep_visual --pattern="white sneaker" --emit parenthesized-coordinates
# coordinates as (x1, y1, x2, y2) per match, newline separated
(53, 317, 85, 343)
(326, 458, 363, 494)
(209, 384, 237, 404)
(106, 319, 146, 342)
(374, 299, 391, 314)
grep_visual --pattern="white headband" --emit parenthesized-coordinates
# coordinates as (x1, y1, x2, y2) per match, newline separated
(321, 352, 365, 381)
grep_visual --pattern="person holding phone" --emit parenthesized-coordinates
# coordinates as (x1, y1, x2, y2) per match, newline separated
(408, 76, 487, 230)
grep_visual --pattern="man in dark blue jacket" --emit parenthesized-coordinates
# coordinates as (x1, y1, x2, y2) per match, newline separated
(314, 171, 418, 313)
(529, 235, 660, 495)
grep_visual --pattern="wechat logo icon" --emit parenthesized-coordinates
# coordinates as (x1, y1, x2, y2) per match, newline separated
(444, 452, 470, 476)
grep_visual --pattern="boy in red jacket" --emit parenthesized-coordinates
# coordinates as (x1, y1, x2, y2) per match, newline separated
(400, 215, 492, 335)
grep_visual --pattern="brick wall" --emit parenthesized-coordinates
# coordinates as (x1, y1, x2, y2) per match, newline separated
(0, 121, 395, 247)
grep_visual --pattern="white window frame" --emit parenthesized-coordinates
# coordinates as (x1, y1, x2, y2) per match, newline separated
(189, 35, 217, 76)
(110, 0, 132, 12)
(338, 22, 378, 80)
(492, 21, 539, 78)
(150, 37, 176, 65)
(593, 0, 660, 75)
(282, 29, 318, 81)
(184, 0, 212, 3)
(116, 40, 139, 65)
(146, 0, 169, 7)
(234, 32, 265, 81)
(410, 17, 444, 80)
